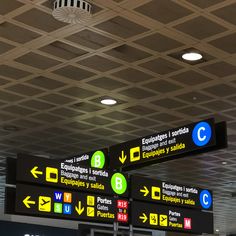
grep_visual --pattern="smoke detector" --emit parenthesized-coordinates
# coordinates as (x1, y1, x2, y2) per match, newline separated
(52, 0, 92, 24)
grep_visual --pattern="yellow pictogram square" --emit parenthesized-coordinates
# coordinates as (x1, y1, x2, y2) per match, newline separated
(87, 196, 95, 206)
(130, 147, 140, 162)
(38, 196, 51, 212)
(160, 214, 168, 226)
(149, 213, 158, 225)
(152, 186, 161, 200)
(87, 207, 95, 217)
(46, 167, 58, 183)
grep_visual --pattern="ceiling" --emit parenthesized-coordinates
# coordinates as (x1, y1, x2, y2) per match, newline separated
(0, 0, 236, 234)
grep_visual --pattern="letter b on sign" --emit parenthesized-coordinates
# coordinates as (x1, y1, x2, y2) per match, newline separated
(111, 173, 127, 195)
(192, 122, 212, 147)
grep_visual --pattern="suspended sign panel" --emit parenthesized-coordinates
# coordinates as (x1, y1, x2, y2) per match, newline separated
(131, 176, 213, 211)
(131, 201, 213, 234)
(16, 155, 128, 197)
(15, 184, 129, 224)
(110, 119, 216, 170)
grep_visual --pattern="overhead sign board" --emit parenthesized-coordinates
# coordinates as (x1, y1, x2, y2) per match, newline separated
(63, 149, 108, 169)
(131, 201, 213, 234)
(16, 155, 128, 197)
(131, 176, 213, 210)
(15, 184, 129, 224)
(110, 119, 216, 170)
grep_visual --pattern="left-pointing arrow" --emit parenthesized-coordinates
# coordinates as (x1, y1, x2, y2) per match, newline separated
(31, 166, 43, 179)
(23, 196, 36, 208)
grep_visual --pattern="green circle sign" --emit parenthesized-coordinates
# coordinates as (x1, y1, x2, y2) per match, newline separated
(111, 173, 127, 195)
(91, 151, 105, 169)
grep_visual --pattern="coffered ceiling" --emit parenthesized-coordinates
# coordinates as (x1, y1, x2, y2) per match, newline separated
(0, 0, 236, 234)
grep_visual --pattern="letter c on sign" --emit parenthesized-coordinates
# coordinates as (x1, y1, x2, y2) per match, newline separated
(200, 190, 212, 209)
(192, 122, 212, 147)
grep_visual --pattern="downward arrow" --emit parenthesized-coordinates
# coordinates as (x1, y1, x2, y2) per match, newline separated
(119, 151, 127, 164)
(75, 201, 84, 215)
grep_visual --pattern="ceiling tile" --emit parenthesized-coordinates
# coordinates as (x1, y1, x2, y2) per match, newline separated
(65, 29, 116, 50)
(209, 33, 236, 53)
(0, 91, 24, 102)
(94, 16, 148, 38)
(124, 105, 156, 116)
(187, 0, 223, 8)
(143, 80, 183, 93)
(39, 41, 88, 60)
(135, 0, 192, 24)
(40, 94, 75, 105)
(176, 106, 211, 116)
(203, 84, 236, 97)
(72, 102, 103, 112)
(5, 84, 44, 96)
(0, 22, 40, 43)
(104, 44, 151, 62)
(0, 65, 31, 79)
(200, 62, 236, 77)
(0, 0, 24, 15)
(119, 87, 156, 99)
(89, 128, 119, 136)
(202, 100, 233, 111)
(212, 3, 236, 25)
(78, 55, 122, 72)
(107, 123, 137, 132)
(103, 111, 135, 120)
(50, 107, 83, 117)
(149, 113, 181, 122)
(15, 52, 61, 69)
(27, 76, 66, 89)
(53, 65, 95, 80)
(134, 32, 183, 52)
(176, 91, 213, 103)
(140, 58, 183, 75)
(112, 68, 153, 83)
(66, 121, 95, 130)
(14, 8, 67, 32)
(0, 41, 15, 54)
(60, 87, 97, 99)
(82, 116, 113, 126)
(31, 113, 64, 123)
(2, 105, 35, 116)
(20, 100, 55, 110)
(174, 16, 227, 39)
(130, 118, 158, 127)
(87, 77, 127, 90)
(171, 70, 212, 85)
(151, 98, 187, 109)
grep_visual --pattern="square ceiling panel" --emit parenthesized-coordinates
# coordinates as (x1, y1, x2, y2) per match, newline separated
(187, 0, 223, 8)
(20, 100, 55, 110)
(134, 32, 184, 52)
(149, 112, 181, 122)
(135, 0, 192, 24)
(176, 106, 211, 116)
(140, 58, 183, 75)
(15, 52, 61, 69)
(94, 16, 148, 38)
(60, 87, 97, 99)
(209, 33, 236, 53)
(50, 107, 84, 117)
(203, 84, 236, 97)
(65, 29, 116, 50)
(0, 41, 15, 54)
(31, 113, 63, 123)
(0, 90, 24, 102)
(0, 65, 31, 79)
(14, 8, 67, 32)
(39, 94, 75, 105)
(102, 111, 135, 121)
(27, 76, 66, 89)
(112, 68, 153, 83)
(171, 70, 212, 85)
(1, 0, 24, 15)
(200, 62, 236, 77)
(174, 16, 227, 39)
(5, 84, 44, 96)
(124, 105, 156, 116)
(151, 97, 187, 109)
(78, 55, 121, 72)
(72, 102, 103, 112)
(87, 77, 127, 90)
(202, 100, 233, 111)
(104, 44, 151, 63)
(176, 91, 213, 103)
(212, 2, 236, 25)
(119, 87, 156, 99)
(2, 105, 35, 116)
(53, 65, 95, 80)
(0, 22, 40, 43)
(82, 116, 113, 126)
(39, 41, 88, 60)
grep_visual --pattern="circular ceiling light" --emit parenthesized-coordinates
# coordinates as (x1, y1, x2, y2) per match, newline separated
(52, 0, 92, 24)
(222, 161, 228, 165)
(182, 52, 203, 61)
(101, 98, 117, 106)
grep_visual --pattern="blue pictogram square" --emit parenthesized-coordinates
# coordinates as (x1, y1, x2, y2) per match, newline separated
(54, 191, 63, 202)
(63, 204, 72, 215)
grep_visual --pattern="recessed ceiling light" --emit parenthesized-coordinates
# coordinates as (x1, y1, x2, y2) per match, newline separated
(101, 98, 117, 106)
(215, 229, 220, 232)
(222, 161, 227, 165)
(182, 52, 203, 61)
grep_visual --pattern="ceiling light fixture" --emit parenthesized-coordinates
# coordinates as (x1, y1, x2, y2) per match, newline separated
(101, 98, 117, 106)
(52, 0, 92, 24)
(215, 229, 220, 232)
(182, 52, 203, 61)
(222, 161, 228, 165)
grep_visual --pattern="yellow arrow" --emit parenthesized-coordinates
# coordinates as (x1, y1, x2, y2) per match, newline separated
(23, 196, 36, 208)
(140, 186, 149, 197)
(119, 151, 127, 164)
(139, 213, 148, 223)
(31, 166, 43, 179)
(75, 201, 84, 215)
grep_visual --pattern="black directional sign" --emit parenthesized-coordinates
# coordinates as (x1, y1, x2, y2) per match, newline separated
(110, 119, 216, 170)
(63, 148, 108, 169)
(15, 184, 129, 224)
(131, 201, 213, 234)
(131, 176, 213, 211)
(16, 155, 129, 197)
